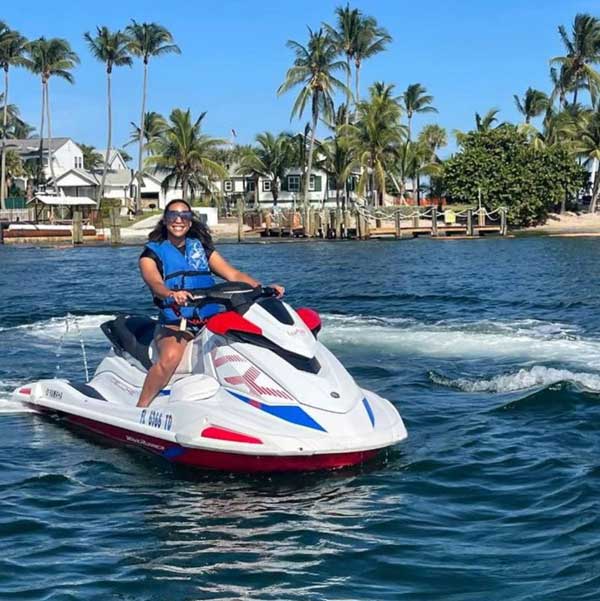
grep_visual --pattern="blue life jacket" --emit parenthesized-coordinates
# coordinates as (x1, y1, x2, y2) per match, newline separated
(145, 238, 219, 324)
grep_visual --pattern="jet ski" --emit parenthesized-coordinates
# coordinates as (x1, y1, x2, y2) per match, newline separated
(13, 283, 407, 472)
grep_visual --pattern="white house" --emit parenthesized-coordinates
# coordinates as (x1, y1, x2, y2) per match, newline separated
(217, 168, 359, 210)
(7, 137, 84, 178)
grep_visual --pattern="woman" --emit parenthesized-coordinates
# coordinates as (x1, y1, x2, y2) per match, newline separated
(137, 199, 283, 407)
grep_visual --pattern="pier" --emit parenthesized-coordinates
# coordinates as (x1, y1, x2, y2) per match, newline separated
(241, 206, 508, 240)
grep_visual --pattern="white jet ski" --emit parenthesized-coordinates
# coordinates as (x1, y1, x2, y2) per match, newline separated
(13, 283, 407, 472)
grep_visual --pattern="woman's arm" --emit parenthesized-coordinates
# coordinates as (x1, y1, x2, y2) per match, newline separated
(139, 257, 190, 304)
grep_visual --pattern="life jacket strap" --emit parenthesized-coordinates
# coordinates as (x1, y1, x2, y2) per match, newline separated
(165, 269, 212, 280)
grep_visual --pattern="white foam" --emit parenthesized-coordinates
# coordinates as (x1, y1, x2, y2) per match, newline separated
(429, 365, 600, 393)
(0, 399, 36, 414)
(320, 314, 600, 370)
(0, 379, 36, 413)
(0, 314, 114, 339)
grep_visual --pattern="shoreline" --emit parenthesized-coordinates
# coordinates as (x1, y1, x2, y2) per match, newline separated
(4, 212, 600, 247)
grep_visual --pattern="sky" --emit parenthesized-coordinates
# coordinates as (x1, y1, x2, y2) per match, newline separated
(3, 0, 600, 160)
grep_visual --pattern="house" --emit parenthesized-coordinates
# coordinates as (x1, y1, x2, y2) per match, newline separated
(218, 167, 359, 209)
(7, 137, 84, 178)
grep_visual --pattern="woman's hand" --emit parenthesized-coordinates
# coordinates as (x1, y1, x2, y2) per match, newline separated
(269, 284, 285, 298)
(170, 290, 192, 305)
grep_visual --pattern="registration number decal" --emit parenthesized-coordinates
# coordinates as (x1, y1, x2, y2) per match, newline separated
(139, 409, 173, 431)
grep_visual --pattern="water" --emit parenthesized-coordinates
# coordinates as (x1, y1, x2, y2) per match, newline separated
(1, 237, 600, 600)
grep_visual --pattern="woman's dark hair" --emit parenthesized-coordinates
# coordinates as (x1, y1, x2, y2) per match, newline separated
(148, 199, 213, 247)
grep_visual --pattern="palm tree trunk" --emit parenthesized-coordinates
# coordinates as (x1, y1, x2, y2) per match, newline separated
(1, 67, 9, 209)
(45, 81, 57, 191)
(589, 163, 600, 213)
(182, 174, 188, 202)
(38, 79, 45, 188)
(573, 87, 578, 106)
(303, 100, 318, 208)
(98, 68, 112, 209)
(355, 60, 361, 105)
(345, 56, 351, 123)
(272, 178, 278, 206)
(136, 61, 148, 214)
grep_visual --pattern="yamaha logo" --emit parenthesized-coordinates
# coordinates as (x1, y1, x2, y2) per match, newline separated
(330, 391, 340, 398)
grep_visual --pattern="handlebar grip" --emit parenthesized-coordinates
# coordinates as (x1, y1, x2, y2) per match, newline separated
(262, 286, 277, 297)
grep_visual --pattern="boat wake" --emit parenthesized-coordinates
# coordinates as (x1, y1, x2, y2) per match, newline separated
(321, 314, 600, 369)
(0, 380, 35, 414)
(428, 365, 600, 393)
(0, 314, 114, 339)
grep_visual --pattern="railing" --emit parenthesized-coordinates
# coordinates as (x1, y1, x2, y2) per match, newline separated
(0, 209, 31, 222)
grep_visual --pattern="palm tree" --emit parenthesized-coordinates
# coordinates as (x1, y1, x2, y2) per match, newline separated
(324, 4, 360, 122)
(353, 15, 391, 104)
(513, 87, 549, 124)
(475, 108, 501, 131)
(343, 82, 405, 208)
(549, 65, 573, 110)
(402, 83, 437, 141)
(126, 111, 167, 162)
(319, 103, 355, 209)
(238, 131, 293, 206)
(78, 143, 103, 170)
(84, 26, 132, 206)
(418, 124, 447, 161)
(24, 37, 79, 189)
(146, 108, 227, 202)
(0, 24, 27, 208)
(278, 27, 348, 210)
(416, 125, 447, 203)
(126, 20, 181, 213)
(575, 111, 600, 212)
(551, 14, 600, 106)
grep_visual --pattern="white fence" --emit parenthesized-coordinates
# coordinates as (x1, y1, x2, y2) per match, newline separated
(0, 209, 31, 222)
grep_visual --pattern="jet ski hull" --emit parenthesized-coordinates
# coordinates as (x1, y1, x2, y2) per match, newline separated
(24, 401, 382, 472)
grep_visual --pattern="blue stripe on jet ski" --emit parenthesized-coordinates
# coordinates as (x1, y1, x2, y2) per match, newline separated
(158, 389, 170, 396)
(227, 389, 326, 432)
(163, 446, 185, 459)
(362, 398, 375, 427)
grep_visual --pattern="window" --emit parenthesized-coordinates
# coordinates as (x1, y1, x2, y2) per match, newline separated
(288, 175, 300, 192)
(224, 180, 233, 193)
(74, 156, 83, 169)
(309, 175, 316, 191)
(262, 180, 272, 192)
(246, 179, 256, 192)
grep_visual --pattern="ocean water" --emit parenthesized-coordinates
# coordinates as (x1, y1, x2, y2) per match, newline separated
(1, 237, 600, 600)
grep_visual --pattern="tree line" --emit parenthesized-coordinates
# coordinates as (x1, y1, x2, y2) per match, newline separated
(2, 9, 600, 225)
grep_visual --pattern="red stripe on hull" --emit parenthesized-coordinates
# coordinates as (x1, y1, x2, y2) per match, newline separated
(25, 403, 380, 472)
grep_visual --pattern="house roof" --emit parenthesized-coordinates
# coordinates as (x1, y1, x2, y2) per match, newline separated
(54, 168, 99, 185)
(6, 137, 72, 154)
(96, 148, 127, 167)
(104, 170, 133, 186)
(29, 195, 97, 206)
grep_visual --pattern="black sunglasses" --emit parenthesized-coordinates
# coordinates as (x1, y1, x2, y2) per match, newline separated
(165, 210, 193, 223)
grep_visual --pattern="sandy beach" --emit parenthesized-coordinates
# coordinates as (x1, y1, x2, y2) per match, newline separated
(522, 212, 600, 236)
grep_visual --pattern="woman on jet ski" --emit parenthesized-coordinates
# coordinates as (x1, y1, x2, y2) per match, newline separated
(137, 199, 284, 407)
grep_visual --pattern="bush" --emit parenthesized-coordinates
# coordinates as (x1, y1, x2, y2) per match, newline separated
(443, 126, 587, 226)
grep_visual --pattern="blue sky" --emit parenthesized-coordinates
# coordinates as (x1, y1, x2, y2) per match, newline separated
(3, 0, 599, 158)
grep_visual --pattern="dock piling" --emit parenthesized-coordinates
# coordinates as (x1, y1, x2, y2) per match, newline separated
(72, 211, 83, 245)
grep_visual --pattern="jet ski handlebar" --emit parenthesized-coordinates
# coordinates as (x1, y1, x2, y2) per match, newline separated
(166, 282, 277, 314)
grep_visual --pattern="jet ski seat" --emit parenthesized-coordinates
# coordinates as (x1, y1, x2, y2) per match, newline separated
(101, 316, 156, 370)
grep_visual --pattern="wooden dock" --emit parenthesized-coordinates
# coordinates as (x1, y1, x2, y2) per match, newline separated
(242, 206, 508, 241)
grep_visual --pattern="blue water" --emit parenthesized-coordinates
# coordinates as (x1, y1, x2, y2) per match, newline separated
(2, 237, 600, 600)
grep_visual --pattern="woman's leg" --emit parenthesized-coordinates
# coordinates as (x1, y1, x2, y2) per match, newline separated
(136, 328, 192, 407)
